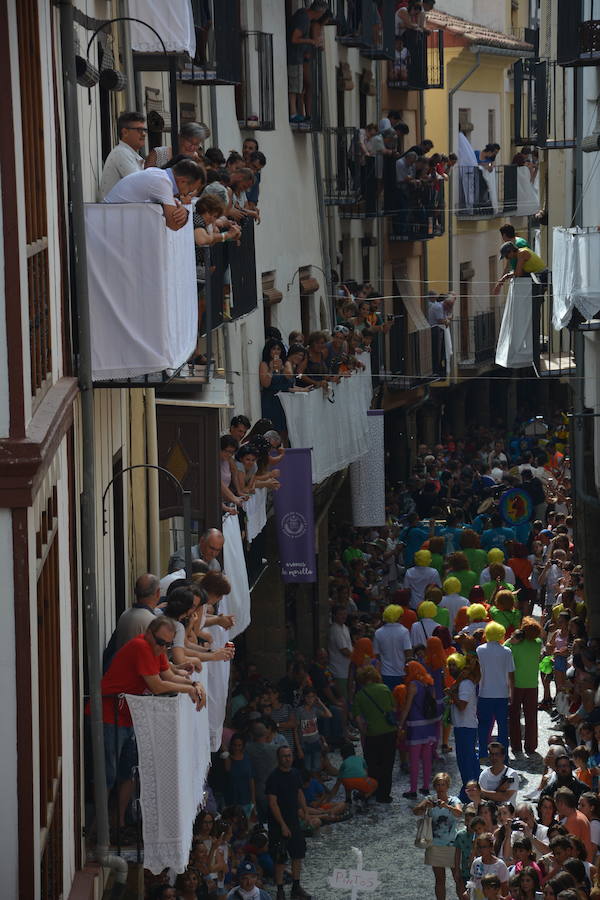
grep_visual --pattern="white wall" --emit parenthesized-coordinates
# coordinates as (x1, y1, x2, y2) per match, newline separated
(455, 89, 502, 159)
(0, 509, 18, 898)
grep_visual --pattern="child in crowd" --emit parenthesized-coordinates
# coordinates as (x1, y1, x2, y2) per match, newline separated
(328, 740, 378, 808)
(295, 687, 332, 774)
(480, 873, 502, 900)
(573, 745, 593, 788)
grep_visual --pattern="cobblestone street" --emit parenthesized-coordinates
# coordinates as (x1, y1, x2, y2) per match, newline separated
(269, 703, 556, 900)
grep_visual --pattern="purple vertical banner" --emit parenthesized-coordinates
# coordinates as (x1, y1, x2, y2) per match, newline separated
(273, 448, 316, 583)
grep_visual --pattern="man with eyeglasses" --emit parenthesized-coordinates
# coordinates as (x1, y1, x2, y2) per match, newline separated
(100, 616, 206, 830)
(167, 527, 225, 578)
(99, 110, 147, 199)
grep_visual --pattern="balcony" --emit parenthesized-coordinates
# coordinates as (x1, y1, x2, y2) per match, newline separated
(179, 0, 241, 84)
(335, 0, 395, 59)
(513, 59, 576, 150)
(289, 51, 323, 133)
(237, 32, 275, 131)
(388, 180, 446, 241)
(387, 29, 444, 90)
(84, 203, 198, 386)
(386, 279, 439, 388)
(323, 127, 361, 205)
(277, 355, 374, 484)
(456, 165, 518, 219)
(557, 0, 600, 67)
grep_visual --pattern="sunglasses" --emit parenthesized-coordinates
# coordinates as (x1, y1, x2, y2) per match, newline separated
(154, 635, 173, 649)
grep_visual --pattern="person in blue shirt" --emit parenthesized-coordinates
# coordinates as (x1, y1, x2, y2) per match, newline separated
(399, 513, 431, 566)
(440, 513, 466, 555)
(481, 514, 515, 552)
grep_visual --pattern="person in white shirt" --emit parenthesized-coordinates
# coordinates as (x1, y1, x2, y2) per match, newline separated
(99, 111, 147, 199)
(404, 548, 442, 609)
(373, 604, 413, 690)
(478, 741, 518, 803)
(538, 550, 567, 608)
(328, 606, 353, 699)
(104, 158, 205, 231)
(440, 576, 469, 633)
(410, 600, 439, 646)
(476, 622, 515, 758)
(448, 652, 479, 801)
(480, 548, 516, 585)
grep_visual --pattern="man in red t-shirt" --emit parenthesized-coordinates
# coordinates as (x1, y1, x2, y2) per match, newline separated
(555, 787, 593, 859)
(101, 616, 205, 827)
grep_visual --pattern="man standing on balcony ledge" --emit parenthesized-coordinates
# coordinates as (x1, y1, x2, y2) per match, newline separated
(104, 158, 205, 231)
(99, 110, 146, 200)
(287, 0, 328, 124)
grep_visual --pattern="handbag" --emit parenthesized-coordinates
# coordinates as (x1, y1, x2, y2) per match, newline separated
(423, 686, 438, 720)
(360, 686, 398, 728)
(415, 809, 433, 848)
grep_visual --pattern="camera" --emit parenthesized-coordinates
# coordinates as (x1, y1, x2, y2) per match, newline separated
(511, 820, 524, 831)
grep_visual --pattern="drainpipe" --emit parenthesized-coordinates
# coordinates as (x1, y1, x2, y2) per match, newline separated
(59, 2, 128, 894)
(312, 47, 333, 326)
(118, 0, 137, 111)
(145, 389, 161, 575)
(447, 50, 481, 291)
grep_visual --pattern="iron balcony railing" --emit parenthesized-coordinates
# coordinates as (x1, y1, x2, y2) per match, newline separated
(289, 51, 323, 133)
(513, 58, 576, 150)
(387, 29, 444, 91)
(238, 32, 275, 131)
(323, 127, 361, 205)
(455, 165, 518, 218)
(459, 312, 497, 365)
(557, 0, 600, 66)
(181, 0, 242, 84)
(335, 0, 395, 59)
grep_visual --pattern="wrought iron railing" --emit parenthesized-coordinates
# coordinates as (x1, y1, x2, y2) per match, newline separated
(323, 127, 361, 205)
(181, 0, 242, 84)
(455, 165, 518, 218)
(238, 32, 274, 130)
(387, 29, 444, 90)
(557, 0, 600, 66)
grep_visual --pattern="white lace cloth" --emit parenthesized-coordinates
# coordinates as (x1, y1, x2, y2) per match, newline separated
(85, 203, 197, 380)
(244, 488, 267, 544)
(495, 278, 534, 368)
(129, 0, 196, 56)
(350, 411, 385, 527)
(552, 227, 600, 329)
(126, 670, 210, 874)
(278, 353, 372, 484)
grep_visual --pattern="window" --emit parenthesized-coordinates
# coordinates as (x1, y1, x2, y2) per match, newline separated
(262, 271, 282, 332)
(458, 108, 472, 134)
(299, 267, 320, 339)
(237, 32, 275, 130)
(459, 263, 474, 361)
(488, 108, 496, 144)
(18, 0, 52, 404)
(182, 0, 242, 84)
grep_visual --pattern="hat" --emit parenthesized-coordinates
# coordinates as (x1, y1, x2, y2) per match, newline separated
(417, 600, 437, 620)
(382, 604, 402, 623)
(499, 241, 517, 259)
(237, 861, 257, 876)
(447, 652, 466, 670)
(414, 549, 432, 567)
(485, 621, 506, 643)
(333, 324, 349, 335)
(443, 576, 461, 595)
(487, 548, 505, 564)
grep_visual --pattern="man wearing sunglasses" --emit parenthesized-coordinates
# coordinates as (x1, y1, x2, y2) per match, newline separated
(100, 616, 206, 830)
(99, 110, 147, 199)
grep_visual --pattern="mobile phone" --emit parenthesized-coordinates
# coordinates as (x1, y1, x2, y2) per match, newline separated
(387, 314, 394, 322)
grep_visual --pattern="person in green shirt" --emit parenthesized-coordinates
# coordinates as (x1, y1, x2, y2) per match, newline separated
(447, 552, 478, 599)
(505, 618, 542, 754)
(352, 666, 397, 803)
(493, 224, 530, 294)
(428, 536, 446, 579)
(489, 589, 522, 638)
(460, 529, 488, 577)
(481, 562, 514, 603)
(425, 585, 450, 628)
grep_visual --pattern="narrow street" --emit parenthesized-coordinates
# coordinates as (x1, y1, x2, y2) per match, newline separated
(292, 708, 553, 900)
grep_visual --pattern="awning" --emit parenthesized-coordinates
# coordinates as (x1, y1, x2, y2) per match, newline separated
(552, 227, 600, 329)
(129, 0, 196, 57)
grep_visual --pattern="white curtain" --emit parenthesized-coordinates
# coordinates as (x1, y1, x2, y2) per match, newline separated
(244, 488, 267, 544)
(495, 279, 534, 368)
(129, 0, 196, 57)
(350, 411, 385, 526)
(516, 167, 540, 216)
(85, 203, 197, 380)
(222, 514, 251, 639)
(278, 354, 373, 484)
(126, 669, 210, 874)
(457, 132, 478, 213)
(552, 227, 600, 329)
(479, 166, 500, 215)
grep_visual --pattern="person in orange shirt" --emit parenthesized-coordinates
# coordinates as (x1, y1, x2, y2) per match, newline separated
(572, 746, 593, 789)
(555, 788, 594, 860)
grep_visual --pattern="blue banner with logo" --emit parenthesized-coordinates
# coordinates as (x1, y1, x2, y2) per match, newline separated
(274, 448, 316, 583)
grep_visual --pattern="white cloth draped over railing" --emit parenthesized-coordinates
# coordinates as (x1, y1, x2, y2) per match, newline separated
(350, 411, 386, 526)
(552, 227, 600, 329)
(126, 669, 210, 875)
(85, 203, 197, 380)
(129, 0, 196, 56)
(516, 167, 540, 216)
(277, 354, 373, 484)
(495, 279, 534, 368)
(243, 488, 267, 544)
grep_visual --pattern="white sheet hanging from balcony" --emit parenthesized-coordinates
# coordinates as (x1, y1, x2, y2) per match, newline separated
(350, 411, 385, 527)
(126, 669, 210, 874)
(128, 0, 196, 57)
(516, 167, 540, 216)
(457, 133, 478, 212)
(278, 354, 373, 484)
(222, 513, 251, 639)
(495, 278, 534, 368)
(204, 625, 230, 752)
(552, 227, 600, 329)
(244, 488, 268, 544)
(479, 167, 500, 215)
(85, 203, 197, 380)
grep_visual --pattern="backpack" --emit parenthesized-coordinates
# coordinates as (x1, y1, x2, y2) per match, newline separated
(423, 686, 438, 720)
